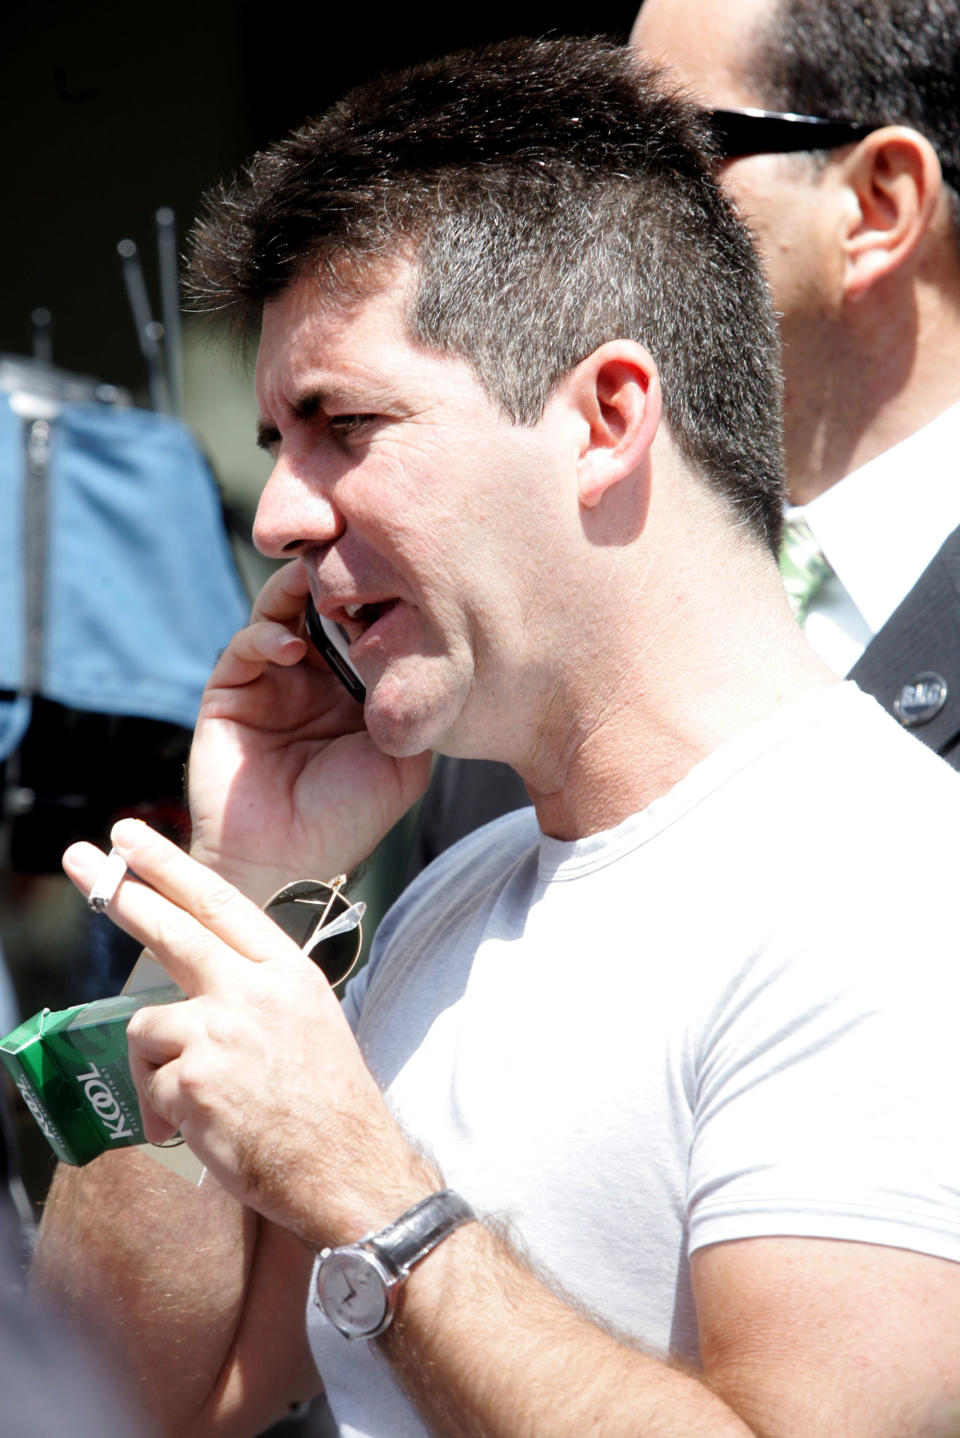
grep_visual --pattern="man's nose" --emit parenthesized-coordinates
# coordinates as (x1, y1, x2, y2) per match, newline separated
(252, 459, 346, 559)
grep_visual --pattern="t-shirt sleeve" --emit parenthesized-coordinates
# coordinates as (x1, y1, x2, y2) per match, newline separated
(686, 897, 960, 1264)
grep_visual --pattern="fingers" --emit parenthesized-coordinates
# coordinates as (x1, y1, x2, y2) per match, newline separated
(106, 823, 285, 957)
(204, 562, 311, 694)
(207, 617, 307, 694)
(249, 558, 311, 626)
(63, 821, 307, 997)
(127, 1002, 197, 1145)
(63, 840, 132, 914)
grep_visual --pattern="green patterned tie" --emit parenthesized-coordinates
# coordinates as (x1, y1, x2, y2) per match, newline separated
(779, 515, 831, 624)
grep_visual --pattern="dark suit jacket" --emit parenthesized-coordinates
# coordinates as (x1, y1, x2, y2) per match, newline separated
(848, 521, 960, 771)
(406, 522, 960, 880)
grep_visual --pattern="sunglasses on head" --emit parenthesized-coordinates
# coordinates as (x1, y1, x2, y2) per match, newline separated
(264, 874, 365, 989)
(707, 106, 877, 159)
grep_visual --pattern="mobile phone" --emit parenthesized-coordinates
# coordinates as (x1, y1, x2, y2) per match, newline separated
(304, 596, 366, 704)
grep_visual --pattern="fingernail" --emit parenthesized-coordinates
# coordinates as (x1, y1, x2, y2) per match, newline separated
(110, 818, 146, 851)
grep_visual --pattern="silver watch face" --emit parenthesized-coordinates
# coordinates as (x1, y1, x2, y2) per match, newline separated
(317, 1248, 393, 1339)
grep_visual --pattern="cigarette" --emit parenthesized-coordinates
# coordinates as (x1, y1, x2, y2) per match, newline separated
(88, 848, 128, 913)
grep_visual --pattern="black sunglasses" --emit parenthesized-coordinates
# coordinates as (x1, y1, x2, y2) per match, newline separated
(264, 874, 364, 989)
(707, 107, 877, 159)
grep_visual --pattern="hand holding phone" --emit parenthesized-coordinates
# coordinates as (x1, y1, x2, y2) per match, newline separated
(185, 565, 427, 903)
(305, 596, 366, 704)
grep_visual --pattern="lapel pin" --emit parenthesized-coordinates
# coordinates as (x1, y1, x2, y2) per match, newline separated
(892, 672, 949, 728)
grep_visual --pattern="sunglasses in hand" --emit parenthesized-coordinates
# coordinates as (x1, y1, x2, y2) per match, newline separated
(264, 875, 365, 990)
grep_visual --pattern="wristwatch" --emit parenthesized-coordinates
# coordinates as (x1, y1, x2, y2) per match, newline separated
(315, 1189, 476, 1340)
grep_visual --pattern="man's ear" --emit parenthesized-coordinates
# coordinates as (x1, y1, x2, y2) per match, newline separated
(838, 127, 942, 298)
(568, 341, 662, 510)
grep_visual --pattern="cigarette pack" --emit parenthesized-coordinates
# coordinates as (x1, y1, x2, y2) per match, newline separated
(0, 985, 183, 1167)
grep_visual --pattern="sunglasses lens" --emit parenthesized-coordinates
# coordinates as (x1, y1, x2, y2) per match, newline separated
(265, 881, 362, 988)
(708, 108, 872, 159)
(707, 111, 747, 157)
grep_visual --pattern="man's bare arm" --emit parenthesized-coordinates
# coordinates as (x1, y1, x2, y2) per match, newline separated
(370, 1219, 960, 1438)
(368, 1218, 960, 1438)
(32, 1151, 320, 1438)
(380, 1217, 754, 1438)
(694, 1236, 960, 1438)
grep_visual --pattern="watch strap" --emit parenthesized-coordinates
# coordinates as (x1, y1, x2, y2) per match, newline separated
(367, 1189, 475, 1274)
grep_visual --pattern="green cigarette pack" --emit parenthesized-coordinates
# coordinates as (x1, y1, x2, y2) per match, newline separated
(0, 985, 184, 1167)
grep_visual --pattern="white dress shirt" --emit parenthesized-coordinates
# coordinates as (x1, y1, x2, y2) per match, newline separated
(787, 401, 960, 675)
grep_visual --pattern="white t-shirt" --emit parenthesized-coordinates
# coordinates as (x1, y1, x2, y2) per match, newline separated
(307, 683, 960, 1437)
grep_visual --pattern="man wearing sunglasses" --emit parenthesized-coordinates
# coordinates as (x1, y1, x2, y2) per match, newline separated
(31, 34, 960, 1438)
(633, 0, 960, 760)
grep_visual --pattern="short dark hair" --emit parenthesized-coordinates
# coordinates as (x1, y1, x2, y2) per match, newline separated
(745, 0, 960, 221)
(189, 35, 784, 550)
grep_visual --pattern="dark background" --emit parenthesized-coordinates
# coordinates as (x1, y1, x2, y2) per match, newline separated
(2, 3, 639, 394)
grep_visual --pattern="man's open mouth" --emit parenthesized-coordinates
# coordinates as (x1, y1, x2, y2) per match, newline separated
(341, 599, 398, 640)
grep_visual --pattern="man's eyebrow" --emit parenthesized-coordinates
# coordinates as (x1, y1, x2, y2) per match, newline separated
(255, 390, 325, 451)
(291, 390, 324, 422)
(255, 379, 397, 450)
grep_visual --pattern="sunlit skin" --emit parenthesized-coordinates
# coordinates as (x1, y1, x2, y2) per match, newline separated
(632, 0, 960, 501)
(631, 0, 835, 289)
(252, 268, 591, 773)
(631, 0, 849, 333)
(632, 0, 854, 495)
(248, 260, 825, 845)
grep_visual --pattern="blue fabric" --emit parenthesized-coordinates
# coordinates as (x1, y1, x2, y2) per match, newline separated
(0, 394, 26, 696)
(0, 396, 251, 756)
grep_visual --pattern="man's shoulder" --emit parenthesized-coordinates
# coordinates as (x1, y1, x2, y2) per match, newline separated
(375, 805, 539, 949)
(342, 805, 540, 1030)
(746, 679, 960, 793)
(418, 800, 539, 875)
(673, 681, 960, 902)
(821, 681, 960, 797)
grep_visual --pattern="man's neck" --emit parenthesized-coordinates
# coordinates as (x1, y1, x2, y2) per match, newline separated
(519, 542, 839, 842)
(786, 273, 960, 505)
(788, 386, 960, 506)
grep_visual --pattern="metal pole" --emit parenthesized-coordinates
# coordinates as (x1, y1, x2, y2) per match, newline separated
(155, 208, 185, 419)
(31, 307, 53, 366)
(117, 238, 170, 413)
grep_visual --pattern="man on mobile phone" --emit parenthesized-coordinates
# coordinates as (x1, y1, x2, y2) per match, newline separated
(32, 36, 960, 1438)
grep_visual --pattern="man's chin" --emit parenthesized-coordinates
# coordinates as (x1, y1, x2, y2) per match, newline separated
(362, 667, 466, 759)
